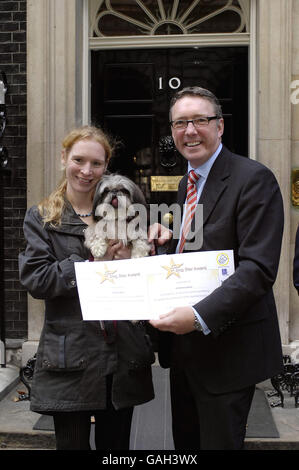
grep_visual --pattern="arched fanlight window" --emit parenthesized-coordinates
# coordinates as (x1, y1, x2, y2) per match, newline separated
(90, 0, 250, 37)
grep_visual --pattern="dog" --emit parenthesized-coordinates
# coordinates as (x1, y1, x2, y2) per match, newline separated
(84, 173, 151, 259)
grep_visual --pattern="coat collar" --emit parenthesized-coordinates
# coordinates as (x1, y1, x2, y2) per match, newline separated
(46, 200, 88, 235)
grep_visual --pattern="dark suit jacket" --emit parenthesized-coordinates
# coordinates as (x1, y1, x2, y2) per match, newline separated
(293, 225, 299, 294)
(159, 145, 284, 394)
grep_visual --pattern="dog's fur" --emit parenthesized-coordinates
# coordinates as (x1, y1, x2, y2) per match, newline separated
(84, 173, 151, 259)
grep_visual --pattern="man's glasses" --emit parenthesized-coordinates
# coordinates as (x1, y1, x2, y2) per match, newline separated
(170, 116, 219, 130)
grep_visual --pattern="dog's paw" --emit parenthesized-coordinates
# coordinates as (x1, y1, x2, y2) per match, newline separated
(131, 239, 151, 258)
(90, 239, 108, 258)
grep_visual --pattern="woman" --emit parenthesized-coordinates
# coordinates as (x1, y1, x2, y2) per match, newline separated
(19, 126, 155, 450)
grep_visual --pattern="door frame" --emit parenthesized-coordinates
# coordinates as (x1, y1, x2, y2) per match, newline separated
(82, 0, 257, 158)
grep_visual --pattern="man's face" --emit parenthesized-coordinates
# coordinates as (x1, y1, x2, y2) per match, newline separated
(171, 96, 224, 168)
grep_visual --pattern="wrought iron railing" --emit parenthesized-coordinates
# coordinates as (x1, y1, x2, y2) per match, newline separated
(268, 355, 299, 408)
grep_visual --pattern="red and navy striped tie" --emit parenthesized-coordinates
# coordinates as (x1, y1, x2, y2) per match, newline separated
(178, 170, 200, 253)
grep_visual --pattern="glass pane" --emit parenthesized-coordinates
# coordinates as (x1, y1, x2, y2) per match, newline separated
(188, 11, 244, 34)
(99, 15, 143, 36)
(109, 0, 149, 22)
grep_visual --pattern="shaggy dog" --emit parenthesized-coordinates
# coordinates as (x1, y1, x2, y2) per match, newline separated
(84, 173, 151, 259)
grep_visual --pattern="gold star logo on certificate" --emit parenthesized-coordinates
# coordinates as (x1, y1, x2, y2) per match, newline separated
(161, 258, 183, 279)
(97, 264, 117, 284)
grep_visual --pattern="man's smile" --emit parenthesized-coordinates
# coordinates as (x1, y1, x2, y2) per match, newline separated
(185, 141, 202, 147)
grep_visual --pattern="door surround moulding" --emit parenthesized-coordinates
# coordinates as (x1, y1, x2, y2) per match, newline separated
(89, 33, 250, 50)
(27, 0, 79, 206)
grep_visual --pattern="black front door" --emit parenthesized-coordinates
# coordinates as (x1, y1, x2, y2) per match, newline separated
(91, 46, 248, 205)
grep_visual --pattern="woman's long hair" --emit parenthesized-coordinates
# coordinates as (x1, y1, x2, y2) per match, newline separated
(38, 126, 112, 226)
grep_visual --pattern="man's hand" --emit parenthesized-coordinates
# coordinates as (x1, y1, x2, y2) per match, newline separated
(148, 223, 173, 255)
(113, 242, 131, 260)
(149, 306, 195, 335)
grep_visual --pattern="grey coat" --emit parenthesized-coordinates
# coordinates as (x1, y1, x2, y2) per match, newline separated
(19, 203, 155, 414)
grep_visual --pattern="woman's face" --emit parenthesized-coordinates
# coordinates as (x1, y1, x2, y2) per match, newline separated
(62, 138, 107, 198)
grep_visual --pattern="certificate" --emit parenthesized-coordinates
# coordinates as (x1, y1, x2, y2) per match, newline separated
(74, 250, 234, 321)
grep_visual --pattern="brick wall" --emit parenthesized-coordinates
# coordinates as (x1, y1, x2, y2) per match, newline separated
(0, 0, 27, 339)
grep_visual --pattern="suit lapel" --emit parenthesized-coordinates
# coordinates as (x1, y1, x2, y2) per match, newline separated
(177, 173, 188, 209)
(198, 146, 230, 227)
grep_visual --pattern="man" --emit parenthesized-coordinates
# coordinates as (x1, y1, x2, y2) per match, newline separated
(293, 224, 299, 294)
(149, 86, 284, 450)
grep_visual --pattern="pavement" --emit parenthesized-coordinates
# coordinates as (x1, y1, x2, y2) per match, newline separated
(1, 363, 299, 453)
(0, 364, 56, 450)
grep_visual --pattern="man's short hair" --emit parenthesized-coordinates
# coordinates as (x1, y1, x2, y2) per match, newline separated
(169, 86, 223, 121)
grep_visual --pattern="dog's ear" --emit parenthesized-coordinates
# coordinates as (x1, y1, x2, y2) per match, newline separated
(131, 183, 150, 225)
(132, 184, 147, 207)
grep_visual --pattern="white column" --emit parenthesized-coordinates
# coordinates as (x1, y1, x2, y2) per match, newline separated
(24, 0, 81, 362)
(290, 0, 299, 343)
(257, 0, 292, 345)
